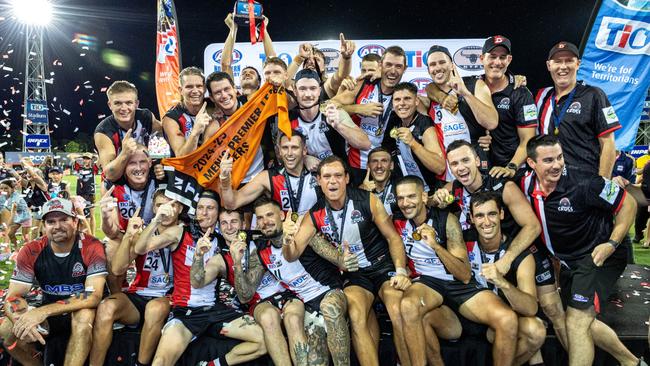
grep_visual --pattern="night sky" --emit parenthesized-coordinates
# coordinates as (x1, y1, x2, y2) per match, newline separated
(0, 0, 597, 151)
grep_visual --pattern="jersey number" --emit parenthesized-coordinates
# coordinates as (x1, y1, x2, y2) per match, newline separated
(120, 206, 136, 219)
(144, 257, 159, 271)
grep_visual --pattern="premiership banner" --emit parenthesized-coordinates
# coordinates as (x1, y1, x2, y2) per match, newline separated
(155, 0, 182, 118)
(204, 39, 485, 95)
(162, 83, 289, 211)
(578, 0, 650, 151)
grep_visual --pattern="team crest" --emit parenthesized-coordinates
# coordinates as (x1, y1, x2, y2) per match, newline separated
(385, 192, 395, 204)
(351, 210, 364, 224)
(567, 102, 581, 114)
(72, 262, 85, 277)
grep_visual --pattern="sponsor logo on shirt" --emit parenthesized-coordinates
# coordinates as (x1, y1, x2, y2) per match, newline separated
(71, 262, 85, 277)
(572, 293, 590, 302)
(497, 97, 510, 110)
(558, 197, 574, 212)
(602, 106, 619, 125)
(567, 101, 582, 114)
(351, 209, 364, 224)
(385, 192, 395, 204)
(43, 283, 85, 295)
(523, 104, 538, 122)
(535, 271, 552, 283)
(599, 179, 620, 205)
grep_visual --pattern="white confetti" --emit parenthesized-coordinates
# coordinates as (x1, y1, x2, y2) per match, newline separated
(63, 109, 71, 115)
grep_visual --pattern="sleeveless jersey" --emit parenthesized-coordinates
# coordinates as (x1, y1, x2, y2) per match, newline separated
(309, 187, 390, 269)
(94, 108, 154, 156)
(47, 181, 67, 199)
(73, 163, 97, 196)
(23, 184, 49, 210)
(269, 167, 319, 215)
(257, 241, 339, 302)
(112, 179, 156, 231)
(289, 109, 347, 160)
(127, 247, 173, 297)
(349, 80, 393, 169)
(393, 209, 454, 281)
(171, 228, 221, 307)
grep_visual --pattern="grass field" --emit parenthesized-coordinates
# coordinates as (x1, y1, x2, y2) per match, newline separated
(1, 175, 649, 290)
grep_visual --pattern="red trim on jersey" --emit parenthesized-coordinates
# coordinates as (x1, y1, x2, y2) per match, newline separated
(538, 97, 552, 135)
(613, 190, 627, 215)
(347, 82, 377, 169)
(428, 101, 448, 180)
(517, 123, 538, 128)
(597, 125, 622, 138)
(127, 254, 151, 293)
(593, 292, 600, 314)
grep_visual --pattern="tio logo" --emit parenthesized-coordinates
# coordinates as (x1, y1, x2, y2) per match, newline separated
(596, 16, 650, 55)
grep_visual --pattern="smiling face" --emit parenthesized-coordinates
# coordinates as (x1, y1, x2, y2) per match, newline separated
(317, 161, 349, 203)
(527, 143, 565, 185)
(367, 150, 393, 185)
(208, 79, 238, 113)
(240, 67, 260, 90)
(48, 170, 63, 184)
(124, 150, 151, 188)
(427, 52, 453, 86)
(0, 183, 13, 196)
(108, 91, 139, 127)
(254, 202, 284, 238)
(263, 63, 287, 82)
(447, 145, 481, 187)
(295, 78, 321, 108)
(180, 74, 205, 109)
(481, 47, 512, 80)
(196, 197, 219, 233)
(279, 135, 306, 172)
(219, 210, 242, 244)
(381, 52, 406, 91)
(43, 212, 78, 245)
(392, 89, 418, 120)
(546, 51, 580, 90)
(470, 199, 503, 242)
(396, 182, 427, 220)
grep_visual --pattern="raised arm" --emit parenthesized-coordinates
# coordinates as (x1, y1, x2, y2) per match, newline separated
(261, 16, 276, 58)
(282, 212, 317, 262)
(482, 254, 538, 316)
(323, 34, 355, 98)
(448, 67, 497, 130)
(95, 129, 137, 182)
(231, 240, 267, 303)
(221, 14, 238, 80)
(98, 186, 122, 240)
(190, 229, 227, 288)
(398, 125, 446, 175)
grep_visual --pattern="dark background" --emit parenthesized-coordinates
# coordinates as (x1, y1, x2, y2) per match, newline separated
(0, 0, 597, 151)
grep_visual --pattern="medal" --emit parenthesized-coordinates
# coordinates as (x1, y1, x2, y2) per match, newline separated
(375, 127, 383, 137)
(412, 232, 422, 241)
(554, 127, 559, 136)
(445, 195, 455, 204)
(319, 103, 328, 114)
(389, 128, 399, 140)
(291, 212, 299, 222)
(238, 231, 247, 241)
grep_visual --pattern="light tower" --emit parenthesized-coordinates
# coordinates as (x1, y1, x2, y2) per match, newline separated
(12, 0, 54, 153)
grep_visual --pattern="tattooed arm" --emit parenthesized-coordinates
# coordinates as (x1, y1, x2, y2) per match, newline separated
(308, 233, 359, 272)
(233, 251, 267, 303)
(191, 235, 226, 288)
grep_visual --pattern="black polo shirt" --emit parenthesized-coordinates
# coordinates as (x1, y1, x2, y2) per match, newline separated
(519, 169, 625, 262)
(536, 82, 621, 178)
(485, 73, 538, 167)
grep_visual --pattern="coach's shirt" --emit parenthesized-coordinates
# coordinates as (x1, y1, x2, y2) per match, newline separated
(484, 73, 538, 167)
(535, 82, 621, 178)
(519, 169, 626, 262)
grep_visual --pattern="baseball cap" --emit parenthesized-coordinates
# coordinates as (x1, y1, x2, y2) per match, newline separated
(294, 69, 321, 84)
(41, 198, 76, 218)
(548, 41, 579, 60)
(49, 166, 62, 173)
(483, 35, 511, 54)
(82, 153, 93, 159)
(427, 45, 452, 60)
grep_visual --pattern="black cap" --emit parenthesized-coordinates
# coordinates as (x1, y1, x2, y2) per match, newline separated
(198, 190, 220, 203)
(483, 35, 511, 54)
(427, 45, 452, 60)
(547, 41, 579, 60)
(49, 166, 62, 173)
(294, 69, 321, 84)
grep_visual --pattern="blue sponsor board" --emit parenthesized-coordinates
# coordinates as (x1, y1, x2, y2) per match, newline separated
(25, 134, 50, 148)
(26, 99, 49, 124)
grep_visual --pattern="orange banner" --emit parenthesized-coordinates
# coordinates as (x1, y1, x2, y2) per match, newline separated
(155, 0, 181, 118)
(162, 83, 291, 190)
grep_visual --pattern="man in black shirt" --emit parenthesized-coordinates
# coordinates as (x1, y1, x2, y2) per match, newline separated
(536, 42, 620, 180)
(479, 36, 538, 178)
(523, 135, 641, 366)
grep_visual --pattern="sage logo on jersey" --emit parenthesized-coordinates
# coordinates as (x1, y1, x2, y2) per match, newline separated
(212, 49, 243, 64)
(558, 197, 574, 212)
(358, 44, 386, 58)
(567, 101, 582, 114)
(385, 192, 395, 204)
(409, 77, 433, 95)
(497, 97, 510, 110)
(453, 46, 484, 71)
(595, 17, 650, 56)
(72, 262, 85, 277)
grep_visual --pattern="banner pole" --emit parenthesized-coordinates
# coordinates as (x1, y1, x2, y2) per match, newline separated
(578, 0, 602, 56)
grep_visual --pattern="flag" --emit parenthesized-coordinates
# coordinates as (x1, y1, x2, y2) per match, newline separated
(162, 83, 290, 202)
(578, 0, 650, 151)
(155, 0, 182, 118)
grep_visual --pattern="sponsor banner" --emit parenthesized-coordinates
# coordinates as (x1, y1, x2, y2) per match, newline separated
(4, 152, 53, 165)
(629, 144, 648, 159)
(204, 39, 485, 95)
(162, 82, 290, 193)
(26, 99, 48, 124)
(155, 0, 182, 118)
(577, 0, 650, 150)
(25, 134, 50, 148)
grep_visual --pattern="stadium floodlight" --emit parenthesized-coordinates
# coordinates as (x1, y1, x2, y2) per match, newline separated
(12, 0, 53, 26)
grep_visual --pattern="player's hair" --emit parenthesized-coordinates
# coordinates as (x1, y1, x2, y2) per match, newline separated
(206, 71, 235, 94)
(395, 175, 425, 191)
(106, 80, 138, 98)
(446, 139, 476, 155)
(0, 179, 15, 189)
(381, 46, 407, 66)
(263, 57, 288, 71)
(241, 66, 262, 83)
(469, 191, 503, 214)
(277, 129, 307, 147)
(362, 53, 382, 63)
(219, 209, 244, 222)
(253, 195, 282, 212)
(527, 134, 560, 161)
(153, 188, 168, 201)
(316, 155, 349, 176)
(368, 146, 392, 160)
(179, 66, 205, 85)
(393, 82, 418, 95)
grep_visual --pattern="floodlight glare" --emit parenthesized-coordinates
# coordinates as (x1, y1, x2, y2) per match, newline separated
(12, 0, 53, 26)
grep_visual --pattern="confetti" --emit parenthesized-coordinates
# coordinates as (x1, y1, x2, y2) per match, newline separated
(63, 109, 71, 115)
(2, 66, 13, 71)
(74, 85, 80, 92)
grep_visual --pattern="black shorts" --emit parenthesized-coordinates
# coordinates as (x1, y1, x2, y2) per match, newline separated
(169, 303, 243, 338)
(303, 288, 343, 314)
(529, 243, 556, 287)
(125, 292, 158, 327)
(249, 290, 297, 315)
(559, 246, 627, 313)
(415, 275, 485, 311)
(343, 258, 394, 295)
(45, 313, 72, 338)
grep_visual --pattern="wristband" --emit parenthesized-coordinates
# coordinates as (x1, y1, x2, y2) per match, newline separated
(506, 163, 518, 171)
(396, 267, 408, 276)
(606, 239, 620, 249)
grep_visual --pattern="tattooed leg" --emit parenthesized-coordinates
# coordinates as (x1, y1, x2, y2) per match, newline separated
(321, 289, 350, 366)
(220, 315, 268, 364)
(282, 299, 309, 366)
(305, 318, 329, 366)
(253, 302, 292, 365)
